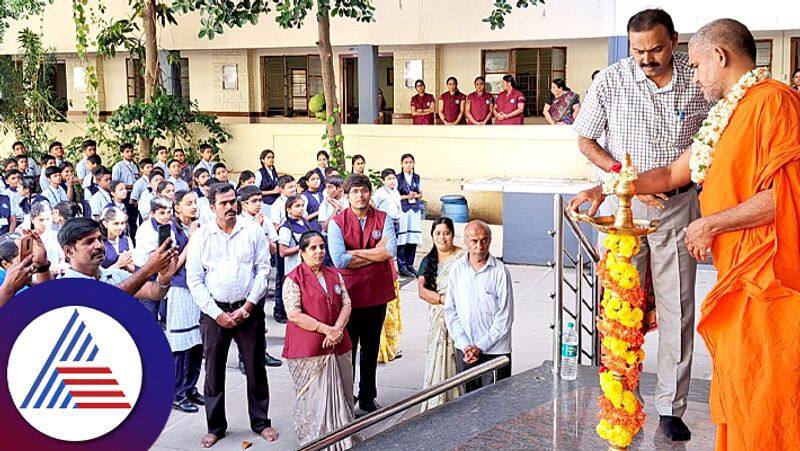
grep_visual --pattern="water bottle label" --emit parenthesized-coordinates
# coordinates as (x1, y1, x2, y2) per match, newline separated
(561, 344, 577, 358)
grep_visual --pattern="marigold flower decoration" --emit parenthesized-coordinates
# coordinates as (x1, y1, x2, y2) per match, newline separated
(595, 234, 646, 448)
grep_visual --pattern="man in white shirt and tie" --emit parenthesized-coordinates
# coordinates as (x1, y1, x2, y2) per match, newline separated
(185, 182, 278, 448)
(445, 220, 514, 393)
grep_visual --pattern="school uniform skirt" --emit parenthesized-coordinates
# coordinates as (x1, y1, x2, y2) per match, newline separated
(398, 208, 423, 246)
(165, 286, 202, 352)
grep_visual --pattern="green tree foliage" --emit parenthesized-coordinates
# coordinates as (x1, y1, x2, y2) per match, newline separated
(484, 0, 545, 30)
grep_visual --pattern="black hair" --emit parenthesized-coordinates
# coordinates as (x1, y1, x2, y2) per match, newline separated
(156, 180, 174, 194)
(277, 174, 295, 188)
(351, 154, 365, 166)
(92, 165, 111, 178)
(342, 173, 372, 194)
(58, 217, 101, 247)
(150, 168, 166, 179)
(380, 168, 396, 180)
(591, 69, 601, 80)
(212, 162, 227, 173)
(316, 150, 329, 160)
(120, 142, 135, 152)
(414, 79, 425, 88)
(446, 76, 458, 86)
(400, 153, 415, 164)
(41, 155, 56, 165)
(208, 182, 234, 205)
(304, 169, 321, 182)
(44, 166, 61, 179)
(54, 201, 81, 220)
(422, 217, 456, 291)
(237, 170, 255, 190)
(167, 158, 179, 168)
(155, 145, 168, 154)
(174, 189, 196, 206)
(238, 185, 262, 202)
(627, 8, 676, 36)
(552, 78, 571, 92)
(325, 175, 344, 188)
(502, 74, 516, 89)
(298, 230, 325, 252)
(0, 240, 18, 265)
(82, 139, 97, 150)
(30, 200, 51, 220)
(87, 154, 102, 166)
(110, 180, 127, 197)
(259, 149, 274, 162)
(173, 148, 185, 155)
(284, 194, 304, 214)
(11, 141, 24, 149)
(4, 169, 21, 179)
(474, 76, 485, 83)
(58, 161, 74, 171)
(3, 158, 17, 168)
(138, 158, 154, 168)
(297, 176, 308, 191)
(149, 195, 172, 213)
(48, 141, 63, 151)
(193, 167, 209, 178)
(324, 166, 338, 177)
(199, 143, 213, 152)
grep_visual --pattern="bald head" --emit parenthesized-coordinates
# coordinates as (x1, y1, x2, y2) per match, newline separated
(465, 220, 492, 263)
(689, 19, 756, 63)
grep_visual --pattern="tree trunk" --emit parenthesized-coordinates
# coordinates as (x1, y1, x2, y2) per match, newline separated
(316, 11, 345, 171)
(140, 0, 158, 158)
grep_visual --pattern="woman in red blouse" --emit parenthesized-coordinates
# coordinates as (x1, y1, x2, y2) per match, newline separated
(410, 79, 435, 125)
(494, 75, 526, 125)
(438, 77, 466, 125)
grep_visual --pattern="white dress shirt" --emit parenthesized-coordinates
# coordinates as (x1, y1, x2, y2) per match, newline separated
(63, 266, 131, 284)
(133, 220, 172, 267)
(373, 186, 402, 222)
(269, 194, 308, 227)
(186, 219, 271, 320)
(89, 189, 113, 218)
(42, 184, 69, 206)
(238, 211, 279, 244)
(112, 160, 139, 186)
(444, 254, 514, 355)
(130, 176, 150, 202)
(167, 177, 190, 192)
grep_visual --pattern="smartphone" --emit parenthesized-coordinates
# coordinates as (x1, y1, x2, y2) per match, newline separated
(157, 224, 172, 247)
(19, 236, 33, 261)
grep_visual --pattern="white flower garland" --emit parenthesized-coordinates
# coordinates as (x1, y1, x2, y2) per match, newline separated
(602, 165, 638, 195)
(689, 67, 770, 184)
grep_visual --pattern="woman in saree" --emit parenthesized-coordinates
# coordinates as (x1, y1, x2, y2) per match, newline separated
(543, 78, 580, 125)
(416, 217, 465, 411)
(283, 230, 355, 450)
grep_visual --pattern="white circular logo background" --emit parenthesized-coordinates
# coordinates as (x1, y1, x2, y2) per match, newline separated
(7, 306, 142, 442)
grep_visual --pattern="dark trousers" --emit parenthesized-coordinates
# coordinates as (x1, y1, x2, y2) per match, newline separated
(346, 304, 387, 401)
(397, 244, 417, 272)
(455, 350, 512, 394)
(174, 344, 203, 401)
(124, 195, 138, 242)
(273, 256, 286, 316)
(140, 299, 167, 324)
(200, 308, 271, 436)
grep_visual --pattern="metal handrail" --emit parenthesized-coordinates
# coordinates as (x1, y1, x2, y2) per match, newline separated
(298, 356, 511, 451)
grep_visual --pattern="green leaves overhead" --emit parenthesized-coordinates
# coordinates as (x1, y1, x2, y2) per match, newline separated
(483, 0, 544, 30)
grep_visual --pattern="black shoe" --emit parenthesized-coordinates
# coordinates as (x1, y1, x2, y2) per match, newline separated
(358, 398, 380, 414)
(187, 390, 205, 406)
(173, 397, 199, 413)
(264, 352, 283, 367)
(237, 360, 246, 375)
(399, 269, 415, 278)
(659, 415, 691, 441)
(273, 313, 288, 324)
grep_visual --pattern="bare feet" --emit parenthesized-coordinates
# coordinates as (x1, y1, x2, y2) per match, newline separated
(201, 433, 222, 448)
(260, 427, 279, 442)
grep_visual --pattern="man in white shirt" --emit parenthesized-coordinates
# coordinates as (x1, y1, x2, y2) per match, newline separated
(185, 182, 278, 447)
(444, 220, 514, 393)
(112, 143, 140, 190)
(59, 217, 178, 299)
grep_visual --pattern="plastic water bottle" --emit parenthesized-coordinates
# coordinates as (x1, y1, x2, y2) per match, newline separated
(561, 322, 578, 381)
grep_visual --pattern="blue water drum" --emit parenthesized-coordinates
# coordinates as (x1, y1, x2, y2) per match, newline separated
(440, 195, 469, 223)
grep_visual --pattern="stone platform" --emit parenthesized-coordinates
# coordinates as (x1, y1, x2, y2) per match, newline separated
(357, 362, 715, 451)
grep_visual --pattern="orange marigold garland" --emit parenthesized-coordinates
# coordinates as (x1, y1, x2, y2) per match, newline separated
(595, 234, 646, 449)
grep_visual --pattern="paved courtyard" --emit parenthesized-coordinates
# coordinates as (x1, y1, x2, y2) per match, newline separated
(153, 263, 718, 451)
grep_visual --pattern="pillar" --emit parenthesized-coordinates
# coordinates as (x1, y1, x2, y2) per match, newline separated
(357, 44, 379, 124)
(608, 36, 629, 65)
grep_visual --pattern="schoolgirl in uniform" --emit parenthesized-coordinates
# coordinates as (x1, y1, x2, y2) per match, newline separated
(301, 169, 324, 222)
(100, 206, 135, 272)
(396, 153, 424, 277)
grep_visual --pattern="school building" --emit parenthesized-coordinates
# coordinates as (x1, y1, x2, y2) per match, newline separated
(2, 0, 799, 227)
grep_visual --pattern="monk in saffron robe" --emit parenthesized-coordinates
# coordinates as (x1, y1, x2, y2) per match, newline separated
(569, 19, 800, 450)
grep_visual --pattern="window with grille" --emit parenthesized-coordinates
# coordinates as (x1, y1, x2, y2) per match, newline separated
(482, 47, 567, 117)
(126, 58, 144, 103)
(261, 55, 323, 117)
(179, 58, 190, 102)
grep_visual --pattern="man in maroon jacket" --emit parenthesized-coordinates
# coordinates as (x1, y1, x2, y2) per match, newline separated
(328, 174, 397, 414)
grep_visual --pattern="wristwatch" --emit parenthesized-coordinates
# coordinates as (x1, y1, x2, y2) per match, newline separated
(240, 307, 250, 319)
(33, 261, 51, 274)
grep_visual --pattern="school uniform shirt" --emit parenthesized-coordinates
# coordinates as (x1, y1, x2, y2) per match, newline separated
(444, 254, 514, 355)
(318, 197, 349, 229)
(38, 172, 49, 193)
(194, 160, 214, 175)
(2, 188, 24, 221)
(303, 189, 325, 216)
(103, 235, 134, 269)
(495, 89, 526, 125)
(167, 176, 190, 192)
(137, 189, 154, 221)
(278, 219, 316, 274)
(42, 184, 69, 206)
(42, 229, 67, 274)
(238, 212, 279, 248)
(0, 193, 14, 234)
(89, 189, 113, 218)
(133, 218, 172, 267)
(373, 186, 402, 222)
(23, 160, 40, 177)
(467, 91, 494, 123)
(154, 161, 169, 175)
(411, 93, 435, 125)
(185, 218, 271, 320)
(76, 157, 90, 180)
(131, 176, 150, 202)
(440, 91, 467, 124)
(178, 164, 193, 184)
(197, 196, 214, 225)
(63, 266, 131, 285)
(314, 167, 327, 185)
(112, 160, 139, 186)
(270, 194, 308, 228)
